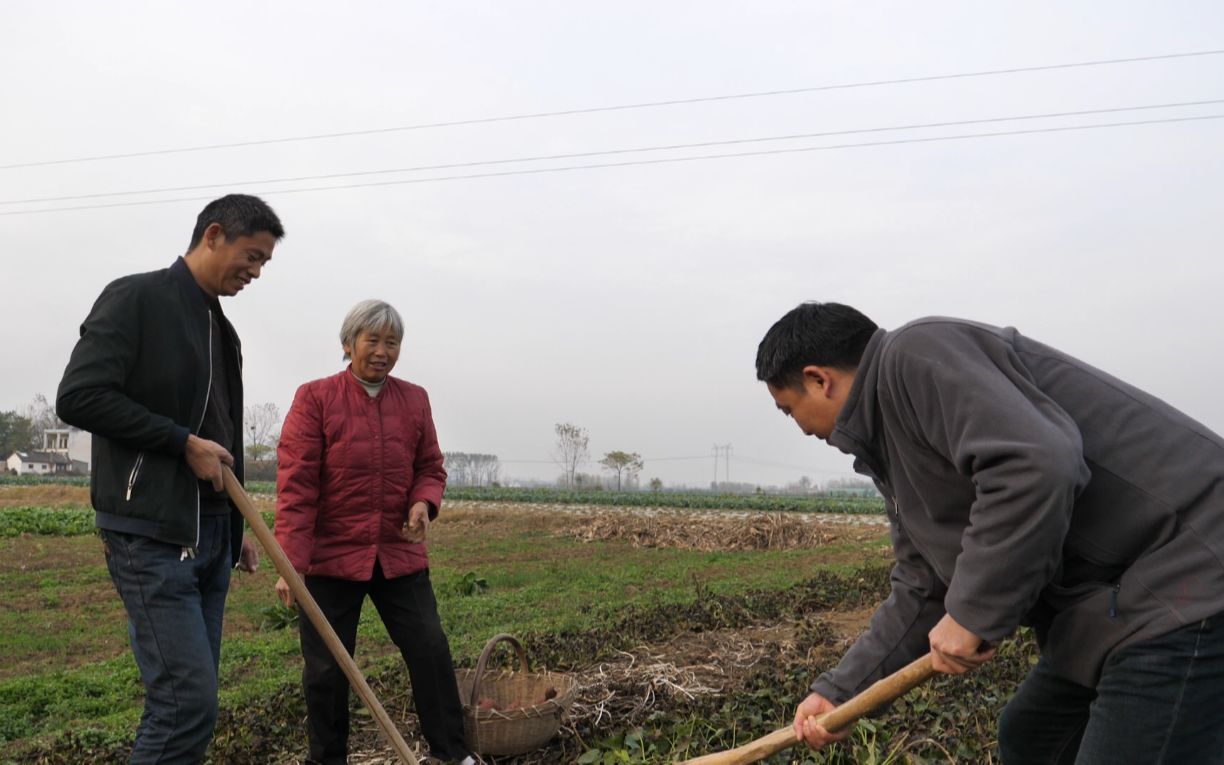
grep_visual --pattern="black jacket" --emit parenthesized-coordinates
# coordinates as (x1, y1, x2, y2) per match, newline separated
(57, 258, 245, 562)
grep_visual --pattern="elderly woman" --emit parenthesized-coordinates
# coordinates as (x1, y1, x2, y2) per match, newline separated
(274, 299, 473, 765)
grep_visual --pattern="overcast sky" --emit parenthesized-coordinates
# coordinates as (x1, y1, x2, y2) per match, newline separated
(2, 2, 1222, 488)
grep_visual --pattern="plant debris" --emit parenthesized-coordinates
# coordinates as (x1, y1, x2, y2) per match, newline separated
(554, 510, 887, 552)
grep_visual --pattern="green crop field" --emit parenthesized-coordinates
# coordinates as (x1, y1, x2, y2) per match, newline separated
(0, 482, 1033, 764)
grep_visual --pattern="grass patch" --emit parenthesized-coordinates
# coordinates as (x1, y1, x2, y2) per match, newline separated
(1, 500, 891, 762)
(0, 484, 902, 763)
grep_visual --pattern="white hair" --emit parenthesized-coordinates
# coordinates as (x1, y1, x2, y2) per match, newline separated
(340, 299, 404, 360)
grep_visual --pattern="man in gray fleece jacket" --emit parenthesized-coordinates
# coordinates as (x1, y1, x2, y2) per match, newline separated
(757, 302, 1224, 763)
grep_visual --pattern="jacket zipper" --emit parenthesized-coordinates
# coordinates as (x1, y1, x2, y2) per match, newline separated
(125, 452, 146, 500)
(189, 308, 215, 554)
(1109, 583, 1121, 619)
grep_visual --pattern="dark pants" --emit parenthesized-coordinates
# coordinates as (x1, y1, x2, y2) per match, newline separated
(299, 562, 469, 765)
(101, 515, 232, 765)
(999, 614, 1224, 764)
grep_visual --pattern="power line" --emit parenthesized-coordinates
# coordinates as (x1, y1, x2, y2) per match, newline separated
(442, 453, 864, 478)
(497, 454, 709, 465)
(638, 455, 712, 462)
(3, 48, 1222, 171)
(713, 444, 733, 483)
(735, 455, 849, 475)
(2, 112, 1219, 218)
(5, 98, 1218, 207)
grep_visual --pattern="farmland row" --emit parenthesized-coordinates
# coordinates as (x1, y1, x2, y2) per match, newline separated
(0, 474, 885, 515)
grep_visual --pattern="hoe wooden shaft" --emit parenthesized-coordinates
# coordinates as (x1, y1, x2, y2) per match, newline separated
(678, 653, 936, 765)
(223, 468, 419, 765)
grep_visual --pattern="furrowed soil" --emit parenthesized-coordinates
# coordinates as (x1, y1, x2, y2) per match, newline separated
(2, 487, 1035, 764)
(0, 483, 93, 509)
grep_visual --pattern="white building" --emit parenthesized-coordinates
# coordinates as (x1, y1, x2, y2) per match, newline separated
(7, 450, 70, 475)
(5, 428, 91, 475)
(42, 428, 91, 471)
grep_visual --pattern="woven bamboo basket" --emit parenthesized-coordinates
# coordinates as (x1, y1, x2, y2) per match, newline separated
(454, 633, 578, 756)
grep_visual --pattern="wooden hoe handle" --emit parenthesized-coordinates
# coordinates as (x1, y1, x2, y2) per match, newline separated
(677, 653, 936, 764)
(223, 468, 420, 765)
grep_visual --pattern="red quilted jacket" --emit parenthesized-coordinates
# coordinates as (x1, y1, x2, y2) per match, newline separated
(275, 369, 447, 580)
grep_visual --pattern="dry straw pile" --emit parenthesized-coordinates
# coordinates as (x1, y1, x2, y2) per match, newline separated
(560, 511, 875, 551)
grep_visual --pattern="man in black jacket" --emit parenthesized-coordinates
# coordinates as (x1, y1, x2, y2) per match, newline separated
(757, 302, 1224, 763)
(57, 194, 285, 764)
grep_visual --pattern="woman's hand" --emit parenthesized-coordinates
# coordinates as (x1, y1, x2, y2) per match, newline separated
(402, 502, 431, 543)
(236, 536, 260, 573)
(275, 576, 295, 608)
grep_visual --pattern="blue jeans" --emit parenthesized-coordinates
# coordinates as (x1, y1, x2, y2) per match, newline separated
(998, 613, 1224, 764)
(102, 515, 232, 764)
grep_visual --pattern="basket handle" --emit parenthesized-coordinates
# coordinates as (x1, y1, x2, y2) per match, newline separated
(469, 633, 532, 707)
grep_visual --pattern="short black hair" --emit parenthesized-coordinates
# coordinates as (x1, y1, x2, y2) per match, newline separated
(755, 302, 878, 388)
(186, 194, 285, 252)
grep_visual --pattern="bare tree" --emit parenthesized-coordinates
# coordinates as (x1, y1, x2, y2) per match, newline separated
(443, 452, 500, 487)
(552, 422, 589, 490)
(244, 403, 281, 463)
(445, 452, 471, 486)
(25, 394, 66, 437)
(784, 475, 814, 495)
(824, 476, 880, 497)
(473, 453, 500, 486)
(599, 450, 644, 492)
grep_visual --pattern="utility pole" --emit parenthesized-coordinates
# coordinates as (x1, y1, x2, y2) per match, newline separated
(712, 443, 732, 487)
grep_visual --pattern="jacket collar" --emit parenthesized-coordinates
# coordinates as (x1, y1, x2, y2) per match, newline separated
(341, 366, 401, 397)
(170, 256, 215, 309)
(827, 328, 890, 481)
(171, 256, 231, 321)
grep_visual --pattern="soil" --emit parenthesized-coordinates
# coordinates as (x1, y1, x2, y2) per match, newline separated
(446, 501, 889, 554)
(0, 483, 92, 508)
(337, 607, 877, 765)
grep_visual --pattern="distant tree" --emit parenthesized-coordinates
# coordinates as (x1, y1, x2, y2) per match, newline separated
(0, 411, 37, 457)
(784, 475, 814, 495)
(648, 477, 663, 492)
(244, 403, 281, 463)
(558, 472, 602, 489)
(445, 453, 468, 485)
(473, 454, 500, 486)
(599, 451, 644, 492)
(710, 481, 758, 495)
(572, 471, 604, 489)
(552, 422, 589, 490)
(25, 394, 65, 438)
(824, 477, 880, 496)
(444, 452, 501, 487)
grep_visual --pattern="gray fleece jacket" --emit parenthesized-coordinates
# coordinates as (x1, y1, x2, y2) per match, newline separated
(813, 318, 1224, 701)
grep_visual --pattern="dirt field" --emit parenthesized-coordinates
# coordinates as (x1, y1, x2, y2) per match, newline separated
(3, 484, 911, 764)
(339, 608, 877, 765)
